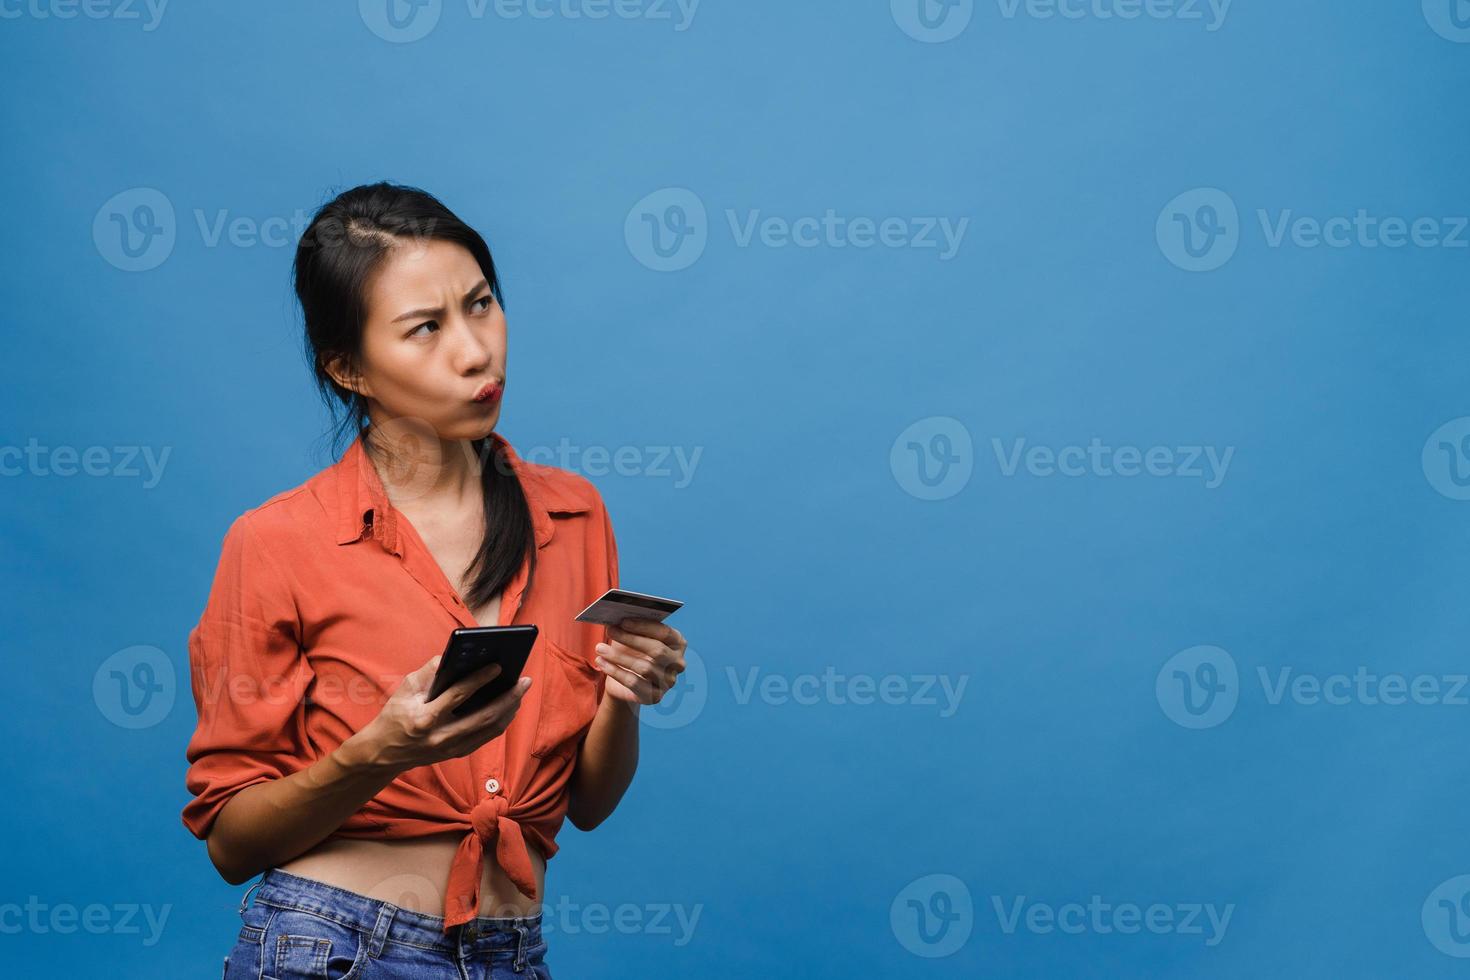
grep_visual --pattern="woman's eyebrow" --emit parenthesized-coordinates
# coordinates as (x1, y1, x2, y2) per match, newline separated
(391, 279, 490, 322)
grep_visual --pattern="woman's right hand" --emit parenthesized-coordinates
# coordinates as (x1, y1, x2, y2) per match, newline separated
(344, 655, 533, 773)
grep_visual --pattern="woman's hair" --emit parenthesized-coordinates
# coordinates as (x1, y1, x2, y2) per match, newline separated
(292, 180, 536, 610)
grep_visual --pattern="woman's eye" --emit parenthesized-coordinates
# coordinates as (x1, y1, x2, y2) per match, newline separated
(471, 296, 493, 313)
(408, 321, 438, 338)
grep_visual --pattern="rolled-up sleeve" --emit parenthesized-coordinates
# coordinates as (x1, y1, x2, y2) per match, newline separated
(181, 513, 314, 840)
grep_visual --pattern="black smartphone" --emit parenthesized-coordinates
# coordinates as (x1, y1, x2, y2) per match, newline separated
(426, 624, 539, 717)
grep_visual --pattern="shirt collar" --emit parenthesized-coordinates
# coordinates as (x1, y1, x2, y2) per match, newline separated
(332, 428, 590, 552)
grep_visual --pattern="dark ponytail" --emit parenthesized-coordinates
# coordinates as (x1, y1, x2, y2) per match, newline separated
(293, 180, 535, 611)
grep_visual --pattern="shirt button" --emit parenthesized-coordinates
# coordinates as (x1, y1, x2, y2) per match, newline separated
(484, 778, 500, 794)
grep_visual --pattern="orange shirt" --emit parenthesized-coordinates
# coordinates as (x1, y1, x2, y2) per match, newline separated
(180, 428, 616, 932)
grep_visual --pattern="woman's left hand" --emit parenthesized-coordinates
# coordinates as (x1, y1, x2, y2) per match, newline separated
(595, 618, 687, 707)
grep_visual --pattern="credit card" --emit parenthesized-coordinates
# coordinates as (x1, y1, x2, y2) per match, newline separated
(574, 588, 684, 625)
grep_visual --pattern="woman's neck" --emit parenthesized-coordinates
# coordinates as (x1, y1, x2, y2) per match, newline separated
(362, 421, 483, 511)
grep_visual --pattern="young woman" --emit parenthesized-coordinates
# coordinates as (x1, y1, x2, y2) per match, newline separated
(181, 182, 688, 978)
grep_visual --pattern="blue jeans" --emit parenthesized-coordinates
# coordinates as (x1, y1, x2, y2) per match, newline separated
(221, 868, 552, 979)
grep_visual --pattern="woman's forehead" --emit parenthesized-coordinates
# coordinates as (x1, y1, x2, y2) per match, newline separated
(365, 239, 482, 315)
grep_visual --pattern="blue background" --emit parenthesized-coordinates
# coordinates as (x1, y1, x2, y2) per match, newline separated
(3, 1, 1469, 976)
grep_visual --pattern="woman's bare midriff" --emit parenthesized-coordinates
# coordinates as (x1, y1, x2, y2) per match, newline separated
(277, 832, 545, 918)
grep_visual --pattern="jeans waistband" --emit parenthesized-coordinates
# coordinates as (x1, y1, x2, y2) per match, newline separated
(243, 868, 543, 957)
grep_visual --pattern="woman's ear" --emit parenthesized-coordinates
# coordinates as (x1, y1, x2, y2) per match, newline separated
(323, 353, 373, 399)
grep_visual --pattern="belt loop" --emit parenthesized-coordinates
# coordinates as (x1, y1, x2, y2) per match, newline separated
(237, 878, 264, 916)
(512, 921, 529, 971)
(367, 903, 396, 959)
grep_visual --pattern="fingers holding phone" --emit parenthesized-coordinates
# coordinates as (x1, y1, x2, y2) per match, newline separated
(350, 640, 535, 772)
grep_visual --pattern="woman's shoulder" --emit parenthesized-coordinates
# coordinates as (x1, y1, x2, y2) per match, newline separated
(513, 455, 605, 516)
(218, 477, 324, 551)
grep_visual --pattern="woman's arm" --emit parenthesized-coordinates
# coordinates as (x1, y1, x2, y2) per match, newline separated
(204, 655, 530, 884)
(566, 696, 640, 831)
(206, 736, 402, 885)
(566, 618, 687, 831)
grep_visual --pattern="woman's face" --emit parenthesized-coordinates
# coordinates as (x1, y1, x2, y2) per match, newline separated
(337, 237, 507, 443)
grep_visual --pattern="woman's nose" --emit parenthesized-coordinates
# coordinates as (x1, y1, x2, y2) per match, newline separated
(448, 318, 493, 371)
